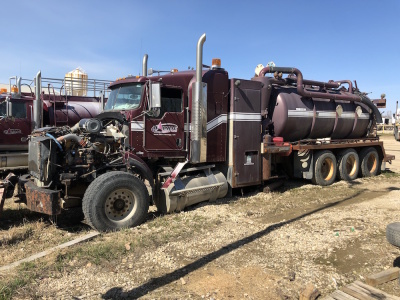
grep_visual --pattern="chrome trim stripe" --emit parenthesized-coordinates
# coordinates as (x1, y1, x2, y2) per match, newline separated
(288, 110, 370, 120)
(207, 114, 227, 131)
(229, 112, 262, 121)
(131, 121, 144, 131)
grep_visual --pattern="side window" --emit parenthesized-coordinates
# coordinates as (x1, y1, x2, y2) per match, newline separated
(0, 101, 6, 117)
(12, 101, 27, 118)
(149, 88, 182, 118)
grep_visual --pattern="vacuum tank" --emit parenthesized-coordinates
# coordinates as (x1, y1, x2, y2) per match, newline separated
(270, 88, 371, 141)
(253, 66, 379, 142)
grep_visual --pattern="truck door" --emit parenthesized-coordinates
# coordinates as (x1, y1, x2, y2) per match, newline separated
(144, 87, 184, 152)
(230, 79, 263, 187)
(0, 99, 31, 150)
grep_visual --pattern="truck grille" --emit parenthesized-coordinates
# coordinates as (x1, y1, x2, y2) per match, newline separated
(28, 136, 57, 185)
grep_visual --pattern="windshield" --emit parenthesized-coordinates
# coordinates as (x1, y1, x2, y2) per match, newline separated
(104, 84, 143, 111)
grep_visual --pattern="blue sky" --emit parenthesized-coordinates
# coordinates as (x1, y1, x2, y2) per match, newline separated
(2, 0, 400, 115)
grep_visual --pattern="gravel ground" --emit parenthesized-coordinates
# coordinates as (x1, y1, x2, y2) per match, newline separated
(1, 134, 400, 299)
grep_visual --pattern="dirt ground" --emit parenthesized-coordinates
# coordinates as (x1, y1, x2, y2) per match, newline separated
(1, 134, 400, 300)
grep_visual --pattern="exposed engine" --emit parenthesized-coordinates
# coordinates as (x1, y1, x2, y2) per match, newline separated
(28, 112, 129, 190)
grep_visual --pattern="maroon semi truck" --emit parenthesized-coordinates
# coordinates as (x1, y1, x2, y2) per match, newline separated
(0, 72, 109, 173)
(11, 34, 393, 231)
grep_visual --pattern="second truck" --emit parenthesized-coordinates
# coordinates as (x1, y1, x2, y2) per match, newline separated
(12, 34, 393, 231)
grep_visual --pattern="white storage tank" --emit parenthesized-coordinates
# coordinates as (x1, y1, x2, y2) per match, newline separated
(65, 67, 88, 96)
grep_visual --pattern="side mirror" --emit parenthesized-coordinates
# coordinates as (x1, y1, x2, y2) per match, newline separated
(149, 82, 161, 110)
(148, 68, 154, 76)
(6, 97, 12, 117)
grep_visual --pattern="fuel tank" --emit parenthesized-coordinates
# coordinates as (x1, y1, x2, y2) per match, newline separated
(270, 87, 371, 141)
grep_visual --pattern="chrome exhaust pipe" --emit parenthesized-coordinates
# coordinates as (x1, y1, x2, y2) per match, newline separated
(142, 54, 148, 77)
(191, 33, 207, 163)
(33, 71, 42, 129)
(196, 34, 206, 82)
(17, 77, 21, 97)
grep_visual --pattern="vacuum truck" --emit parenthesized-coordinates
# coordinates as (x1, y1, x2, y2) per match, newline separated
(9, 34, 393, 231)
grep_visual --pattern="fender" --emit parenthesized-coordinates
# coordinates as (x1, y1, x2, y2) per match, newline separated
(122, 152, 154, 188)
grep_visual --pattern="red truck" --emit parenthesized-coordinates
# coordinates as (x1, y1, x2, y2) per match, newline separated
(0, 73, 109, 212)
(10, 34, 394, 231)
(0, 72, 109, 173)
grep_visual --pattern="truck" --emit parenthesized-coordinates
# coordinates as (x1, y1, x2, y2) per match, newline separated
(0, 71, 109, 173)
(0, 72, 109, 213)
(11, 34, 394, 232)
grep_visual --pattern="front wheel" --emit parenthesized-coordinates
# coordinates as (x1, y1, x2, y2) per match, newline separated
(82, 171, 149, 232)
(312, 150, 337, 186)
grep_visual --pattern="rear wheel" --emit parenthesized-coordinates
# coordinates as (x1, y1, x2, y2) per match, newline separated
(82, 171, 149, 232)
(337, 148, 359, 181)
(312, 150, 337, 186)
(359, 147, 380, 177)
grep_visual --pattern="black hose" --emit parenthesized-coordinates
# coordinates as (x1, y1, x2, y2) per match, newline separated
(359, 94, 383, 124)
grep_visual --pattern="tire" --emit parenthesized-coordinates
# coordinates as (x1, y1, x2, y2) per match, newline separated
(311, 150, 337, 186)
(82, 171, 149, 232)
(386, 222, 400, 248)
(337, 148, 359, 181)
(359, 147, 380, 177)
(395, 126, 399, 141)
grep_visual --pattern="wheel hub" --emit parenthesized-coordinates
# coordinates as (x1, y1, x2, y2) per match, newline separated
(105, 189, 136, 221)
(346, 155, 357, 176)
(321, 158, 334, 180)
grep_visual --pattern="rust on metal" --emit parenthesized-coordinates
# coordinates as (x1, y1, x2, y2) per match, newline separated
(25, 180, 61, 215)
(262, 153, 271, 180)
(372, 98, 386, 108)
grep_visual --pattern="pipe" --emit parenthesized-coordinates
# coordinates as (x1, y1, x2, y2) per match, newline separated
(259, 66, 360, 102)
(259, 66, 382, 123)
(9, 76, 17, 93)
(33, 71, 42, 129)
(70, 121, 80, 133)
(196, 33, 206, 83)
(46, 133, 63, 151)
(285, 77, 340, 89)
(191, 33, 207, 163)
(17, 77, 22, 97)
(57, 133, 82, 144)
(359, 94, 382, 124)
(142, 54, 148, 77)
(334, 80, 353, 93)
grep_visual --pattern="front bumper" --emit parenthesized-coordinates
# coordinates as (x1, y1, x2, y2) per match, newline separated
(25, 180, 61, 215)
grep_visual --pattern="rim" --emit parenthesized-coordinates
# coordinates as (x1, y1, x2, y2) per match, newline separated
(105, 188, 137, 222)
(321, 157, 334, 181)
(366, 153, 377, 173)
(345, 154, 357, 177)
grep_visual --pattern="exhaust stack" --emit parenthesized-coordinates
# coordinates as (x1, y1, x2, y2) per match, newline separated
(190, 33, 207, 163)
(33, 71, 42, 129)
(17, 77, 21, 97)
(142, 54, 148, 77)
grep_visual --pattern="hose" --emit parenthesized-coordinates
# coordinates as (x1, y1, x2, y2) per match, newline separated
(45, 133, 63, 151)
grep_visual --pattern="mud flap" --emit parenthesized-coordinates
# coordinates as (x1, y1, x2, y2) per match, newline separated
(161, 160, 188, 189)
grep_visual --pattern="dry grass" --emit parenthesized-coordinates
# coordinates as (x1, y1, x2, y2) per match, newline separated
(1, 175, 400, 299)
